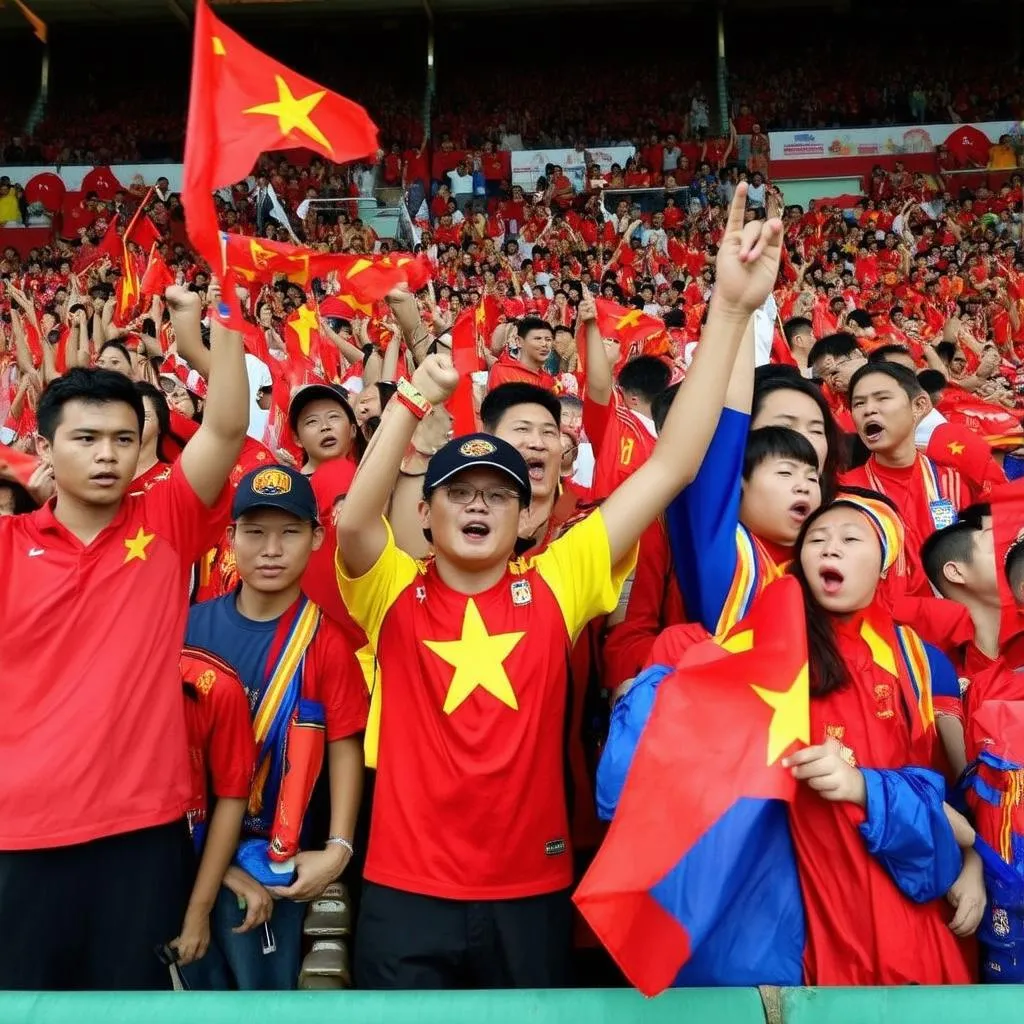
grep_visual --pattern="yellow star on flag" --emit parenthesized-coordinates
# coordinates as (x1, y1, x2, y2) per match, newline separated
(288, 305, 320, 356)
(211, 35, 226, 57)
(243, 75, 334, 154)
(123, 526, 155, 563)
(249, 239, 280, 269)
(616, 309, 643, 329)
(424, 599, 525, 715)
(948, 441, 966, 456)
(751, 664, 810, 765)
(339, 292, 373, 318)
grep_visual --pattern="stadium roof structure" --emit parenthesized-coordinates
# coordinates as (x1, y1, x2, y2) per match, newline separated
(0, 0, 844, 29)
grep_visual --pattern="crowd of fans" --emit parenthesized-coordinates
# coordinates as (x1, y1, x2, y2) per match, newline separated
(5, 2, 1024, 1002)
(1, 15, 1020, 169)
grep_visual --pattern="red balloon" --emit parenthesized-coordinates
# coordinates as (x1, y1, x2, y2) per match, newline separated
(23, 172, 66, 212)
(80, 165, 122, 200)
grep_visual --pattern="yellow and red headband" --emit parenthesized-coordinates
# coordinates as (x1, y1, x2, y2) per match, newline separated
(831, 493, 906, 576)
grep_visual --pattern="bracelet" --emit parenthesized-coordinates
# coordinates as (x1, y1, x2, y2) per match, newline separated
(326, 836, 354, 856)
(396, 378, 431, 421)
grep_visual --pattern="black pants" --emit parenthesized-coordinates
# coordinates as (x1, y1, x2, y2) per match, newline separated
(0, 821, 194, 990)
(354, 882, 572, 990)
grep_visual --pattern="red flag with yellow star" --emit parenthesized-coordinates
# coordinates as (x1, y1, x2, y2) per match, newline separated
(594, 297, 666, 350)
(576, 297, 666, 375)
(574, 576, 809, 995)
(282, 302, 323, 366)
(448, 296, 500, 435)
(183, 0, 378, 292)
(114, 236, 142, 326)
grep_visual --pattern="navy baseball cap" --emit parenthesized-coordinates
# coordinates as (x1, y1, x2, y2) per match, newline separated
(423, 433, 531, 505)
(288, 383, 356, 433)
(232, 465, 320, 523)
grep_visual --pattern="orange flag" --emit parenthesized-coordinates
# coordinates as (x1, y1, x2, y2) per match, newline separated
(183, 0, 378, 296)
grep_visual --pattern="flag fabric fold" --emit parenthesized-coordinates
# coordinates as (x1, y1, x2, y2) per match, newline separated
(575, 576, 809, 995)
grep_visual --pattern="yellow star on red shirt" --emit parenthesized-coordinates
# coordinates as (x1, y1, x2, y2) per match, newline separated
(948, 441, 966, 456)
(244, 76, 333, 154)
(424, 599, 525, 715)
(123, 526, 155, 563)
(751, 664, 810, 765)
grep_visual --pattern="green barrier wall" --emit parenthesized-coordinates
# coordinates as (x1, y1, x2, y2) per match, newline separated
(0, 989, 763, 1024)
(2, 987, 1023, 1023)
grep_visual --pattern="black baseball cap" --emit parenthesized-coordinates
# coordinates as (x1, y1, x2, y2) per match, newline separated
(232, 465, 319, 523)
(423, 433, 531, 505)
(288, 383, 356, 433)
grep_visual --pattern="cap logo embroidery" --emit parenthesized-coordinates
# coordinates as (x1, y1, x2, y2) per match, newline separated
(459, 438, 497, 458)
(251, 468, 292, 496)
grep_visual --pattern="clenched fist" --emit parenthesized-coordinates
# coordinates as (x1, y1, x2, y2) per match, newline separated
(412, 353, 460, 406)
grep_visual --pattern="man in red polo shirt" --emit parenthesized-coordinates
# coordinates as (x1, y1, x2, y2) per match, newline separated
(0, 313, 249, 990)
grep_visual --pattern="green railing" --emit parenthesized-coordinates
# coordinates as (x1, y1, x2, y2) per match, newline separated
(0, 987, 1020, 1024)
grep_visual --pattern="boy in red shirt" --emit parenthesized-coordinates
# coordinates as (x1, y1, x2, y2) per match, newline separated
(0, 314, 249, 989)
(172, 647, 256, 968)
(184, 466, 368, 990)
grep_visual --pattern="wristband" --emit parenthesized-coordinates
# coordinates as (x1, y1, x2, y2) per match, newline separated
(326, 836, 354, 856)
(396, 378, 431, 421)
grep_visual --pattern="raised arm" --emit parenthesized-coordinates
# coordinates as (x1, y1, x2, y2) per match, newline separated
(336, 356, 458, 578)
(165, 286, 212, 380)
(178, 307, 249, 507)
(579, 291, 613, 406)
(598, 183, 783, 566)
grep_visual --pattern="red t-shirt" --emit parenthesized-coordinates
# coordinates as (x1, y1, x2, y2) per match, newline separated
(582, 391, 657, 499)
(841, 455, 975, 597)
(487, 349, 556, 392)
(180, 645, 256, 839)
(0, 463, 221, 849)
(337, 511, 634, 899)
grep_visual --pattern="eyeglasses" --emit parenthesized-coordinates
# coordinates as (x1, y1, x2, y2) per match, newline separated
(442, 483, 520, 508)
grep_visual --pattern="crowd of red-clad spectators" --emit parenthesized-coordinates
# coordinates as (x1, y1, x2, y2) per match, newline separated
(1, 12, 1020, 172)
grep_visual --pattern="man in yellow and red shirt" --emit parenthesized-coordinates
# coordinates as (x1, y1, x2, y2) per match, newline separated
(0, 314, 249, 990)
(333, 184, 784, 989)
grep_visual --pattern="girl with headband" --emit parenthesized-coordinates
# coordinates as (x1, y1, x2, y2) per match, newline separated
(782, 487, 983, 984)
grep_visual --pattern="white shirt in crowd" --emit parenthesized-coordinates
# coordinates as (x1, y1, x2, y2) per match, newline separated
(448, 170, 474, 196)
(915, 406, 947, 446)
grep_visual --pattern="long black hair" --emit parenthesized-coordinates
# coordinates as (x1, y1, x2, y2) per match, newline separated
(788, 487, 899, 697)
(752, 364, 844, 502)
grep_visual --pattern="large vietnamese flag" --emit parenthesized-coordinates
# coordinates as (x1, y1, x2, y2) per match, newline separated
(183, 0, 378, 291)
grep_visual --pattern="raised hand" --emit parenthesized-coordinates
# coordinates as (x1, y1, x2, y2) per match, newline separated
(164, 284, 201, 315)
(713, 182, 783, 317)
(411, 352, 460, 406)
